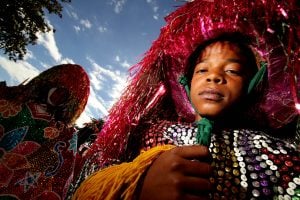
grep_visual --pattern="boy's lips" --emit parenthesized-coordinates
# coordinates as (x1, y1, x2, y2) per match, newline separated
(198, 89, 224, 101)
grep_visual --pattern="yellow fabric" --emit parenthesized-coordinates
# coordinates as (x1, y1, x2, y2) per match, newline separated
(72, 145, 175, 200)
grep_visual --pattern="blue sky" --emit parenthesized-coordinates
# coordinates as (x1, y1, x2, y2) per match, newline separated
(0, 0, 186, 126)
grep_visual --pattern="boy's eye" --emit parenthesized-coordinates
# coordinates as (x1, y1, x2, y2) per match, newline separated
(195, 69, 208, 74)
(224, 63, 243, 75)
(225, 69, 241, 75)
(194, 62, 209, 74)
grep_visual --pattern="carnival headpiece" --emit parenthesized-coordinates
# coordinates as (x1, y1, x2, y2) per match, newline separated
(17, 64, 90, 124)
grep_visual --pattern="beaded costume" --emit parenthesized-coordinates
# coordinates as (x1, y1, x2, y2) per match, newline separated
(70, 0, 299, 199)
(142, 120, 300, 199)
(0, 64, 90, 200)
(70, 120, 300, 199)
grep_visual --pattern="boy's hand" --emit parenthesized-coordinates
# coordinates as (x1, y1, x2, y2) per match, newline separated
(139, 145, 213, 200)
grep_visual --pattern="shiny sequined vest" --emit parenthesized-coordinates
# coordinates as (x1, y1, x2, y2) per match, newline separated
(142, 121, 300, 199)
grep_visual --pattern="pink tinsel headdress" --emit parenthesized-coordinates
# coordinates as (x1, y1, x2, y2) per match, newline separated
(91, 0, 299, 164)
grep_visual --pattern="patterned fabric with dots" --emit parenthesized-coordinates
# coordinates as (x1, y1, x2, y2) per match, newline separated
(142, 120, 300, 199)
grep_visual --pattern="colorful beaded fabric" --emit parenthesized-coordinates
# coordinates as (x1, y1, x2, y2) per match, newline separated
(0, 64, 90, 200)
(142, 120, 300, 199)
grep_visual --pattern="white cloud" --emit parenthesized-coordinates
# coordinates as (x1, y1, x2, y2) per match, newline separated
(153, 6, 159, 12)
(146, 0, 159, 20)
(36, 28, 62, 62)
(61, 57, 75, 64)
(74, 75, 109, 127)
(80, 19, 92, 29)
(40, 62, 50, 70)
(0, 56, 40, 84)
(35, 21, 74, 65)
(110, 0, 127, 14)
(75, 87, 109, 127)
(115, 56, 120, 62)
(36, 29, 74, 64)
(120, 60, 130, 68)
(74, 25, 81, 33)
(87, 57, 126, 83)
(66, 7, 92, 32)
(115, 55, 131, 69)
(86, 56, 128, 108)
(89, 69, 105, 91)
(66, 9, 79, 20)
(88, 87, 109, 115)
(108, 75, 128, 103)
(98, 26, 108, 33)
(23, 50, 35, 60)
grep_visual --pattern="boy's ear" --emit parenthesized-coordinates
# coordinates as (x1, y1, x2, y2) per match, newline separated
(247, 61, 267, 94)
(178, 75, 190, 97)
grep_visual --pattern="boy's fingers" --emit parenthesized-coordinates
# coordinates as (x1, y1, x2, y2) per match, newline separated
(181, 160, 213, 177)
(181, 176, 212, 192)
(171, 145, 210, 160)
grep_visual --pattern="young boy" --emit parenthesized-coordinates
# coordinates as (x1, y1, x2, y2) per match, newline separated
(71, 34, 299, 200)
(139, 35, 260, 200)
(69, 0, 299, 199)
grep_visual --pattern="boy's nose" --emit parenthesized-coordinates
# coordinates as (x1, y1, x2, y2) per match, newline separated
(206, 72, 224, 84)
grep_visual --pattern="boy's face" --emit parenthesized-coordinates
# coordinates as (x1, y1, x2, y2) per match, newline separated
(190, 41, 250, 120)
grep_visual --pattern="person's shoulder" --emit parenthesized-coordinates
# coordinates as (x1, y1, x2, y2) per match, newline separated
(153, 119, 196, 129)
